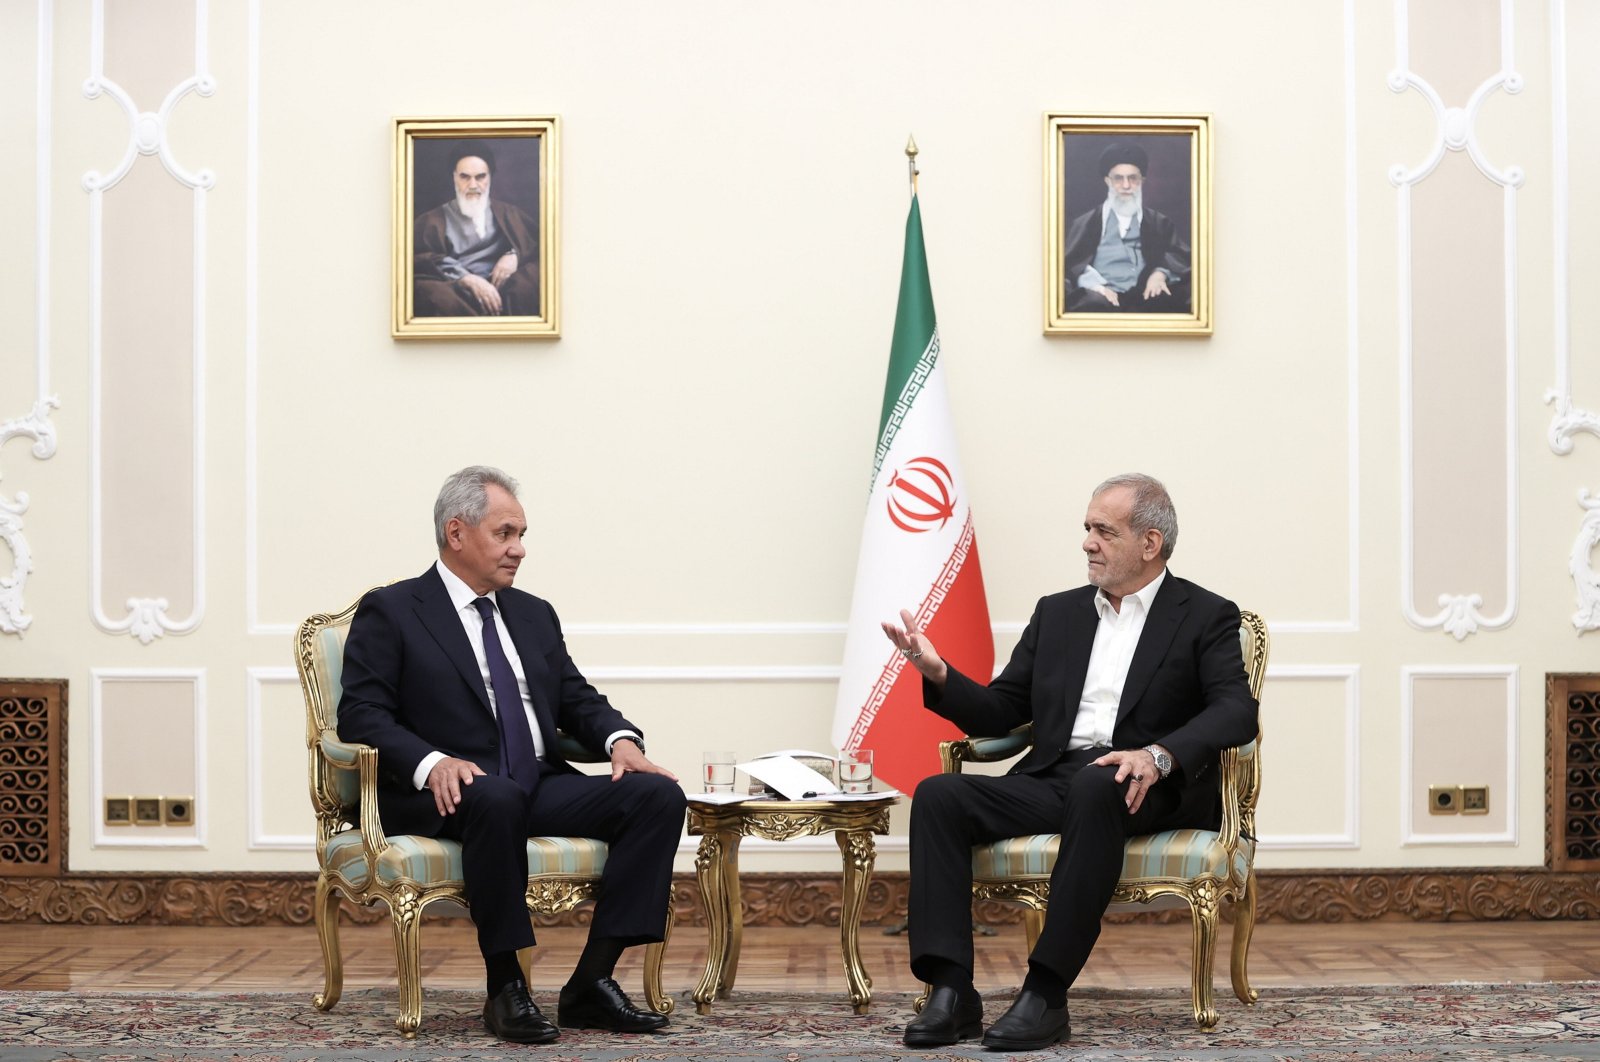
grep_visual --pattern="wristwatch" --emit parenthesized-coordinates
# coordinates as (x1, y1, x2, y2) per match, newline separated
(1142, 744, 1173, 780)
(614, 735, 645, 755)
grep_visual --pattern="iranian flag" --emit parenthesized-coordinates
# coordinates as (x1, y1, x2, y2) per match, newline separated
(832, 195, 994, 793)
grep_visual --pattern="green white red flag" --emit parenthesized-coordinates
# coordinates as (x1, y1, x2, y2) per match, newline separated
(832, 195, 994, 793)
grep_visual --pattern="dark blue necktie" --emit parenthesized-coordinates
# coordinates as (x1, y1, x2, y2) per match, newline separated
(472, 596, 539, 794)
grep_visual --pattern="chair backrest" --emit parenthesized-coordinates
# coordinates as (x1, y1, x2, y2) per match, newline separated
(1225, 610, 1269, 848)
(295, 590, 378, 833)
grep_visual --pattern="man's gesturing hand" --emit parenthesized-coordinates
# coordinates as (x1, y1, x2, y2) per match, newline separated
(1092, 747, 1164, 815)
(880, 608, 949, 689)
(1143, 271, 1172, 300)
(426, 756, 486, 816)
(490, 250, 518, 287)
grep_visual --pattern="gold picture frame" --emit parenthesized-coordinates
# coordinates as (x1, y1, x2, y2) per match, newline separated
(1044, 112, 1212, 336)
(392, 116, 561, 339)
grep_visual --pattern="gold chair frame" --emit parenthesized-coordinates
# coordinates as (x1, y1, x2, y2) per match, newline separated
(935, 610, 1267, 1030)
(296, 591, 670, 1037)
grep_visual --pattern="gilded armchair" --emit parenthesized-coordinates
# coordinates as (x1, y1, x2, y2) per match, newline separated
(938, 609, 1268, 1031)
(295, 590, 671, 1037)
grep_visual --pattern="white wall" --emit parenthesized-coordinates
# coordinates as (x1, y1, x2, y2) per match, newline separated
(1, 0, 1596, 875)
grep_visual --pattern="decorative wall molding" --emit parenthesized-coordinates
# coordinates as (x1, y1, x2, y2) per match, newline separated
(1545, 0, 1600, 632)
(1, 1, 58, 637)
(86, 0, 212, 644)
(90, 669, 207, 850)
(1257, 666, 1362, 850)
(1, 869, 1596, 926)
(245, 667, 307, 851)
(1393, 0, 1521, 641)
(1401, 665, 1518, 846)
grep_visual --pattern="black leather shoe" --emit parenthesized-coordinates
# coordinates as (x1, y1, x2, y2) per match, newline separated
(557, 976, 669, 1033)
(980, 989, 1069, 1051)
(482, 979, 560, 1044)
(903, 984, 983, 1047)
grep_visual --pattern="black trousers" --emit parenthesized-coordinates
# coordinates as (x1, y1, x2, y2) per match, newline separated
(907, 749, 1180, 988)
(436, 770, 686, 958)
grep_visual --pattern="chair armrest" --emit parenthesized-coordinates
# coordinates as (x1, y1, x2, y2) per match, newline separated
(556, 730, 606, 764)
(940, 724, 1034, 774)
(316, 728, 390, 858)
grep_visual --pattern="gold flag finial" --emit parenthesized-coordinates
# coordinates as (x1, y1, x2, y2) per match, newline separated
(906, 135, 920, 197)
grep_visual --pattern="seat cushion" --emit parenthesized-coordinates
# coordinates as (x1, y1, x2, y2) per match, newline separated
(323, 832, 609, 891)
(973, 828, 1252, 884)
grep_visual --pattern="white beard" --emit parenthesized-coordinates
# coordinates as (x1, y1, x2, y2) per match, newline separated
(456, 192, 490, 239)
(1108, 188, 1142, 221)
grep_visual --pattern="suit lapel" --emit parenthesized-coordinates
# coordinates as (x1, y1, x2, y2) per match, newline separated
(496, 590, 561, 755)
(1061, 589, 1098, 717)
(1115, 574, 1188, 726)
(411, 567, 492, 715)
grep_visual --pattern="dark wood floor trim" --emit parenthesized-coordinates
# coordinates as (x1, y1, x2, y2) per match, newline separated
(3, 868, 1599, 926)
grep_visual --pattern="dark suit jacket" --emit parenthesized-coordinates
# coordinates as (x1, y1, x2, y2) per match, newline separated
(336, 566, 637, 836)
(1063, 206, 1191, 294)
(927, 573, 1257, 829)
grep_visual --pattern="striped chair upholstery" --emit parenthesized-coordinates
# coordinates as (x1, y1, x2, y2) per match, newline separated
(296, 590, 671, 1038)
(942, 610, 1268, 1032)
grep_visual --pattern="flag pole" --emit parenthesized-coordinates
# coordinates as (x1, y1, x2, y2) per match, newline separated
(905, 134, 919, 198)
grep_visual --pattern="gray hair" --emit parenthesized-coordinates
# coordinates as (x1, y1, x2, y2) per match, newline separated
(434, 465, 520, 549)
(1093, 472, 1178, 561)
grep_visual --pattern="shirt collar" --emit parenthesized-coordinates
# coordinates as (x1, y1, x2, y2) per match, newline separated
(1093, 566, 1168, 621)
(435, 559, 496, 614)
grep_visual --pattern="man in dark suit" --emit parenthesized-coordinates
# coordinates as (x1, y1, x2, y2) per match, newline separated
(1063, 143, 1191, 314)
(337, 465, 685, 1044)
(882, 473, 1257, 1051)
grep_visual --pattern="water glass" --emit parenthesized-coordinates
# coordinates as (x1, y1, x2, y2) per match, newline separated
(839, 749, 874, 793)
(703, 751, 737, 794)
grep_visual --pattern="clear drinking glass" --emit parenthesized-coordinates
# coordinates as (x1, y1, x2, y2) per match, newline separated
(839, 749, 874, 793)
(703, 751, 737, 794)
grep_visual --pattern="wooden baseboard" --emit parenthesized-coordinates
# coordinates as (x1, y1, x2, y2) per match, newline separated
(2, 868, 1597, 926)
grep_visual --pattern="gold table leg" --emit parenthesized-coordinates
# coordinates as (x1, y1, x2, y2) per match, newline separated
(836, 827, 877, 1014)
(691, 829, 741, 1014)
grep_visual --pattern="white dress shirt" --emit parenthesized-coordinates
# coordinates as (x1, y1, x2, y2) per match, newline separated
(1067, 568, 1168, 750)
(411, 560, 638, 790)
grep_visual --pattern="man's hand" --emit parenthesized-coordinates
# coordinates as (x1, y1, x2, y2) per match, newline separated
(1142, 271, 1171, 300)
(426, 756, 486, 816)
(880, 608, 949, 689)
(1091, 747, 1164, 815)
(610, 738, 679, 783)
(1092, 285, 1121, 307)
(490, 250, 518, 287)
(457, 273, 503, 314)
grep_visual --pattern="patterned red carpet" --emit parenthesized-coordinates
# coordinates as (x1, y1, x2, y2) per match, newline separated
(2, 984, 1599, 1060)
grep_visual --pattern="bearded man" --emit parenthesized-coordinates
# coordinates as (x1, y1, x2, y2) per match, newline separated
(1063, 143, 1190, 313)
(413, 147, 541, 317)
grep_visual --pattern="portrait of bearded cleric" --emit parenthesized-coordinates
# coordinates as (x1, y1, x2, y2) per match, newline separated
(1060, 133, 1193, 316)
(409, 136, 544, 320)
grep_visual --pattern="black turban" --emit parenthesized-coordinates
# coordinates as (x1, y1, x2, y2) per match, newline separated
(1098, 142, 1148, 177)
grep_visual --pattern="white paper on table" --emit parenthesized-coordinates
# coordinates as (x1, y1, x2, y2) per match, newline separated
(686, 791, 755, 805)
(737, 755, 839, 801)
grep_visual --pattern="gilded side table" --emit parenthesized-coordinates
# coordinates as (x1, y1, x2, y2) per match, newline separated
(686, 795, 898, 1014)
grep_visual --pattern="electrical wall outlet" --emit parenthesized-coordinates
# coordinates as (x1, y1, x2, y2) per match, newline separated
(162, 796, 195, 825)
(104, 796, 133, 826)
(1427, 784, 1461, 815)
(1461, 785, 1489, 814)
(133, 796, 164, 825)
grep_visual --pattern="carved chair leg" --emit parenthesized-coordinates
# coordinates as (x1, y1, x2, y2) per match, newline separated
(389, 890, 426, 1038)
(1023, 906, 1046, 954)
(1188, 881, 1220, 1032)
(1230, 871, 1259, 1006)
(311, 873, 344, 1012)
(643, 898, 674, 1015)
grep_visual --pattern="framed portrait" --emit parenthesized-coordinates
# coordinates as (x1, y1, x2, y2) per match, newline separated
(392, 116, 560, 339)
(1044, 112, 1212, 336)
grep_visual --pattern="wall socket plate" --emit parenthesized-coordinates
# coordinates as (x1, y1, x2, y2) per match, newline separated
(1461, 785, 1489, 814)
(133, 796, 164, 825)
(103, 796, 133, 826)
(162, 796, 195, 825)
(1427, 784, 1461, 814)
